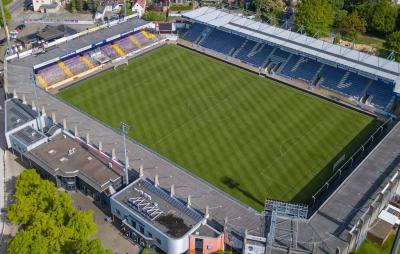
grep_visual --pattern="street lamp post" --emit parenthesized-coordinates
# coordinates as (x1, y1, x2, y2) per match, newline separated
(120, 122, 130, 186)
(31, 73, 43, 132)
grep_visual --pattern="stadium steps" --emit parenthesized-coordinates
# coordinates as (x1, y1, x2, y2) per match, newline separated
(310, 64, 325, 84)
(36, 75, 48, 88)
(338, 71, 350, 87)
(385, 96, 396, 112)
(141, 31, 156, 39)
(248, 43, 264, 57)
(360, 80, 373, 103)
(277, 54, 293, 73)
(291, 57, 306, 72)
(111, 44, 126, 56)
(81, 56, 94, 69)
(57, 61, 74, 77)
(129, 35, 142, 48)
(196, 27, 212, 45)
(232, 39, 248, 58)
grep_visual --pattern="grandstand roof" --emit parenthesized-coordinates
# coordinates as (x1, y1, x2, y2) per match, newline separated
(183, 7, 400, 93)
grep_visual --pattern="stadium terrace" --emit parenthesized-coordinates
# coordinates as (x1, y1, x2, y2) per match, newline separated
(3, 9, 400, 254)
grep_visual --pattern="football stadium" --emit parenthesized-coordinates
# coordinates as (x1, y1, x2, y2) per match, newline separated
(3, 7, 400, 254)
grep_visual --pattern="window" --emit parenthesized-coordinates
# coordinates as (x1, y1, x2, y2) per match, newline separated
(148, 232, 152, 238)
(116, 209, 121, 215)
(130, 220, 136, 229)
(156, 238, 161, 245)
(139, 226, 144, 234)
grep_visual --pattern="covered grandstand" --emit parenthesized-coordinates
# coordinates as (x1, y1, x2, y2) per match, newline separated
(181, 7, 400, 114)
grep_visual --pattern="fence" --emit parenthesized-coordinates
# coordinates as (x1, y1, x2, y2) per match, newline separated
(309, 117, 393, 215)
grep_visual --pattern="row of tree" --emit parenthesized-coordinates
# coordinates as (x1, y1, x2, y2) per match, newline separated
(6, 169, 112, 254)
(70, 0, 99, 13)
(254, 0, 400, 58)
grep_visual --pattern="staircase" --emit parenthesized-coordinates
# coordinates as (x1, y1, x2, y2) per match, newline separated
(195, 27, 212, 45)
(81, 56, 94, 69)
(385, 96, 397, 112)
(248, 43, 264, 57)
(277, 54, 293, 73)
(291, 57, 306, 72)
(232, 39, 248, 58)
(57, 61, 73, 77)
(310, 64, 325, 84)
(129, 35, 142, 48)
(111, 44, 126, 56)
(337, 71, 350, 88)
(141, 31, 156, 39)
(36, 75, 48, 88)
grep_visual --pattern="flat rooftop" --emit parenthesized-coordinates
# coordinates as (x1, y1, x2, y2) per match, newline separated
(27, 134, 122, 192)
(5, 98, 37, 131)
(113, 178, 203, 238)
(11, 125, 46, 146)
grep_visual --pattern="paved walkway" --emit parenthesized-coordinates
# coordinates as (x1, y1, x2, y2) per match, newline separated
(69, 191, 139, 254)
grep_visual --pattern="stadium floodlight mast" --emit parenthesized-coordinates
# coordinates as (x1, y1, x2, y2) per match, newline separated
(120, 122, 130, 186)
(31, 73, 43, 132)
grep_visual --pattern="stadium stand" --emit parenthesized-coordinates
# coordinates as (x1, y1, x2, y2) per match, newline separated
(182, 21, 399, 113)
(34, 31, 160, 88)
(366, 81, 396, 110)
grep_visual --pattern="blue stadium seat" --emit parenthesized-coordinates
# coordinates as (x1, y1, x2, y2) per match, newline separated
(318, 65, 346, 90)
(366, 80, 395, 110)
(279, 56, 322, 82)
(269, 48, 291, 64)
(338, 73, 370, 97)
(183, 23, 207, 43)
(200, 29, 246, 55)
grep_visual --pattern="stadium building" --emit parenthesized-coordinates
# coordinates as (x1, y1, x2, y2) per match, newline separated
(181, 7, 400, 115)
(2, 9, 400, 254)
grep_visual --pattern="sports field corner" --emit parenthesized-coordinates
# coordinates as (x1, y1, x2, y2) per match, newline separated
(58, 44, 379, 211)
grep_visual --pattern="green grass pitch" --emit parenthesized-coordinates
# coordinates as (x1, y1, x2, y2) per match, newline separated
(58, 45, 377, 210)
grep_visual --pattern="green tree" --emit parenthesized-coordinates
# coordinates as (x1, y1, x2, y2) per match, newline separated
(255, 0, 285, 24)
(358, 0, 398, 37)
(383, 31, 400, 61)
(76, 0, 84, 11)
(340, 11, 366, 39)
(7, 170, 109, 254)
(77, 239, 113, 254)
(295, 0, 334, 37)
(70, 0, 77, 13)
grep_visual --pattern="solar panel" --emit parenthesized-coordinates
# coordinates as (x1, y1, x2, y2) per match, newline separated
(142, 180, 203, 221)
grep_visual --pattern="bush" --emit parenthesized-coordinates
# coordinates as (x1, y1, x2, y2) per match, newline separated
(169, 3, 193, 11)
(142, 11, 166, 21)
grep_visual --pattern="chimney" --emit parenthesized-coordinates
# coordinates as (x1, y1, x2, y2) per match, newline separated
(62, 118, 67, 129)
(224, 217, 228, 226)
(139, 165, 144, 177)
(74, 126, 78, 137)
(86, 132, 90, 144)
(41, 106, 46, 116)
(51, 112, 56, 124)
(154, 174, 159, 187)
(98, 141, 102, 152)
(22, 94, 27, 104)
(170, 184, 175, 197)
(111, 148, 116, 160)
(13, 89, 17, 99)
(187, 194, 191, 207)
(205, 206, 209, 219)
(31, 100, 36, 111)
